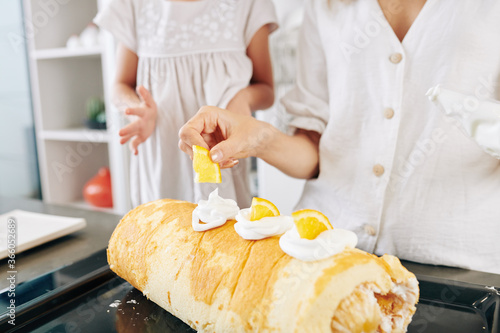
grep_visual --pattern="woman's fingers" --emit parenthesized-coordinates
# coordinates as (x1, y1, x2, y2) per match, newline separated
(202, 132, 219, 150)
(210, 138, 241, 163)
(179, 106, 260, 163)
(178, 106, 222, 150)
(178, 140, 194, 159)
(219, 158, 239, 169)
(179, 135, 237, 166)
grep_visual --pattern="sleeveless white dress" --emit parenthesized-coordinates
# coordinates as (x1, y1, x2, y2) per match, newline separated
(95, 0, 277, 208)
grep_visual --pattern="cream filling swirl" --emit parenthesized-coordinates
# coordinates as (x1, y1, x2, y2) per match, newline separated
(234, 208, 294, 240)
(192, 189, 239, 232)
(279, 226, 358, 261)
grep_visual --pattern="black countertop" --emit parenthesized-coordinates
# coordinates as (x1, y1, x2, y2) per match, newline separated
(0, 196, 120, 289)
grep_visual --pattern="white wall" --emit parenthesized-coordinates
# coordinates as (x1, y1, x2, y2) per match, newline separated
(256, 0, 305, 215)
(0, 0, 41, 198)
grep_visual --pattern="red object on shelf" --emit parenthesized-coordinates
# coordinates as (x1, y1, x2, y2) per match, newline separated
(83, 167, 113, 208)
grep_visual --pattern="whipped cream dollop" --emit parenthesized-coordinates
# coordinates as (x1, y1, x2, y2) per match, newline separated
(427, 84, 500, 159)
(279, 226, 358, 261)
(192, 189, 239, 232)
(234, 208, 294, 240)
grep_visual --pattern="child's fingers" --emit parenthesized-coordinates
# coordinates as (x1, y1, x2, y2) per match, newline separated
(120, 133, 134, 145)
(125, 107, 145, 117)
(119, 121, 140, 137)
(136, 85, 155, 107)
(130, 136, 142, 155)
(128, 141, 138, 155)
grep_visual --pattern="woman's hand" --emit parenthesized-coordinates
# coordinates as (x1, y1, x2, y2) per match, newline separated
(119, 86, 158, 155)
(178, 106, 276, 169)
(179, 106, 321, 179)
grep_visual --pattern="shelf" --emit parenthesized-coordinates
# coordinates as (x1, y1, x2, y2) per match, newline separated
(41, 128, 109, 143)
(33, 46, 102, 60)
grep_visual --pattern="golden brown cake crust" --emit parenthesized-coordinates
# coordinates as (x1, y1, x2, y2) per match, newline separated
(108, 199, 419, 332)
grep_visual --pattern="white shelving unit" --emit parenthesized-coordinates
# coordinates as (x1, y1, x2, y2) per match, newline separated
(24, 0, 130, 214)
(40, 128, 109, 143)
(33, 46, 103, 60)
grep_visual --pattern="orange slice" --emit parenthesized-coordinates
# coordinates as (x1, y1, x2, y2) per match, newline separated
(249, 197, 280, 221)
(292, 209, 333, 240)
(193, 145, 221, 183)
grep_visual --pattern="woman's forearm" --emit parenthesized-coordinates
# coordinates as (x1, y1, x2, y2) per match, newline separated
(257, 124, 320, 179)
(226, 84, 320, 179)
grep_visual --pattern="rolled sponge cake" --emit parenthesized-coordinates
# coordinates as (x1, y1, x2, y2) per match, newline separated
(108, 199, 419, 332)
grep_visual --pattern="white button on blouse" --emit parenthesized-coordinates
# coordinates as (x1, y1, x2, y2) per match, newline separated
(389, 52, 403, 64)
(364, 224, 377, 237)
(282, 0, 500, 274)
(373, 164, 385, 177)
(383, 107, 395, 119)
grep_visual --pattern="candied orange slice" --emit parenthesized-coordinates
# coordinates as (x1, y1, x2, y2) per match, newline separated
(193, 145, 221, 183)
(249, 197, 280, 221)
(292, 209, 333, 240)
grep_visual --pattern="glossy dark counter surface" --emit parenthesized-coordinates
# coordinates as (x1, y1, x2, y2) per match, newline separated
(0, 196, 120, 290)
(402, 260, 500, 289)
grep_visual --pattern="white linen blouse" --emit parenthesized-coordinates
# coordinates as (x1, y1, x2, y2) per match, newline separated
(282, 0, 500, 274)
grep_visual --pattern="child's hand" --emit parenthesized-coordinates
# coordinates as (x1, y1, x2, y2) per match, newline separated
(119, 86, 158, 155)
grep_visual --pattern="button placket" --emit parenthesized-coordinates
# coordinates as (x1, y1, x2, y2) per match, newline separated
(378, 48, 405, 182)
(383, 48, 405, 183)
(365, 48, 406, 253)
